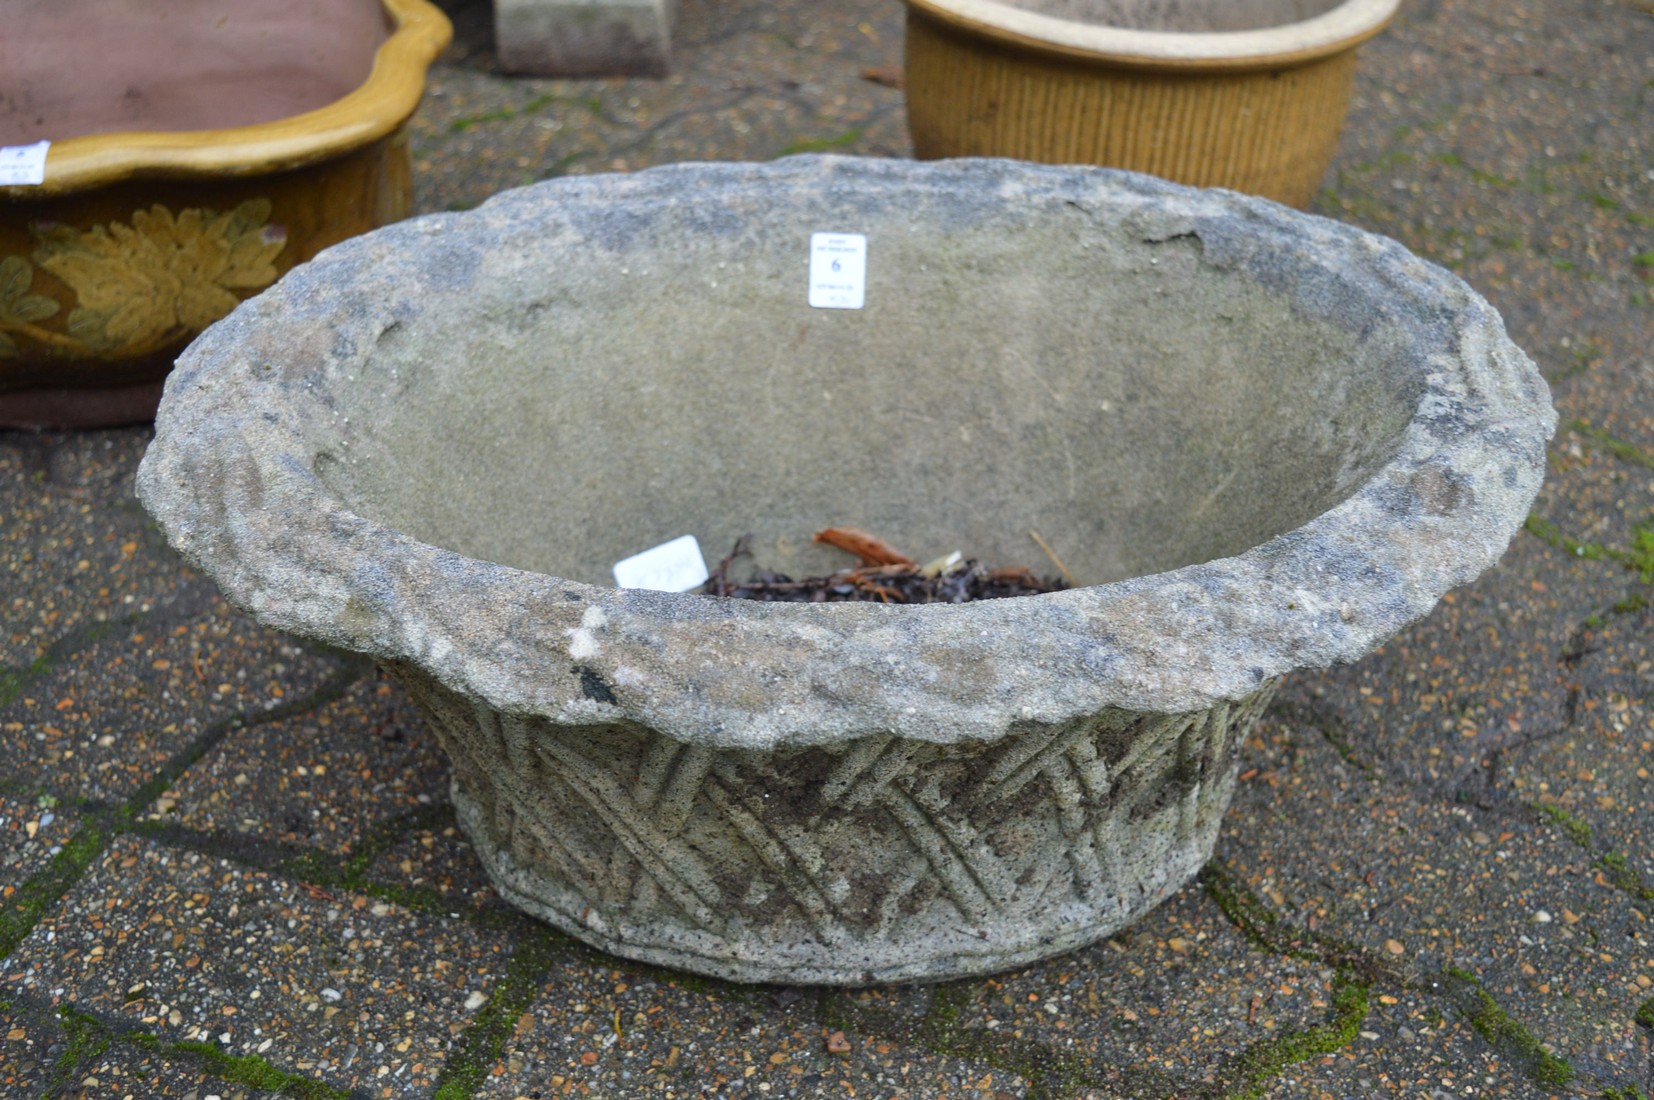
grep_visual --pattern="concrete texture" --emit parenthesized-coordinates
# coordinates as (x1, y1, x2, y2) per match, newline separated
(2, 0, 1653, 1092)
(132, 154, 1547, 983)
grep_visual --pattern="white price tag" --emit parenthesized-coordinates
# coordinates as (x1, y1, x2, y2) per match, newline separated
(0, 141, 49, 186)
(808, 232, 867, 309)
(613, 534, 709, 592)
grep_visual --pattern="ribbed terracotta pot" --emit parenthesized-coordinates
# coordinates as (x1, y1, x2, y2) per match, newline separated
(902, 0, 1399, 208)
(0, 0, 450, 429)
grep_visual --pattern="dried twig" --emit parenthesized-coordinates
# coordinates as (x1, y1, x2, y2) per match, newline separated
(1027, 528, 1077, 587)
(812, 526, 915, 567)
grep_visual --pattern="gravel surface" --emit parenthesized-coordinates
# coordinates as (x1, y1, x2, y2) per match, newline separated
(3, 0, 1652, 1096)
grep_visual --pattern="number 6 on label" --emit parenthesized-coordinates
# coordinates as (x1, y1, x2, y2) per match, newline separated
(809, 233, 866, 310)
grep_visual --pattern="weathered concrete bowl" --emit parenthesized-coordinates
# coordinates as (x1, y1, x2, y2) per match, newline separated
(136, 157, 1554, 985)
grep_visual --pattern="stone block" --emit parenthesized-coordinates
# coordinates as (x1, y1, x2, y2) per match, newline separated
(495, 0, 676, 77)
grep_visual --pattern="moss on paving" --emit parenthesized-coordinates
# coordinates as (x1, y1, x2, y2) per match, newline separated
(1525, 512, 1654, 584)
(0, 690, 583, 1100)
(447, 92, 568, 133)
(1611, 590, 1648, 616)
(1571, 420, 1654, 470)
(0, 615, 366, 1100)
(0, 821, 113, 963)
(0, 613, 142, 710)
(280, 799, 454, 887)
(819, 978, 1160, 1100)
(53, 1007, 112, 1077)
(431, 927, 566, 1100)
(1531, 803, 1654, 909)
(1194, 862, 1388, 1098)
(923, 981, 1103, 1099)
(826, 861, 1391, 1100)
(777, 128, 863, 156)
(0, 657, 369, 961)
(1599, 851, 1654, 905)
(1440, 966, 1575, 1088)
(1631, 524, 1654, 583)
(43, 1005, 349, 1100)
(1201, 861, 1388, 984)
(1525, 513, 1615, 564)
(1536, 426, 1654, 588)
(166, 1040, 350, 1099)
(1212, 971, 1370, 1100)
(1534, 802, 1596, 848)
(1272, 702, 1377, 778)
(121, 805, 503, 932)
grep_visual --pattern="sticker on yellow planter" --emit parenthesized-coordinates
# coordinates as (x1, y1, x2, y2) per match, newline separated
(0, 198, 286, 361)
(0, 142, 49, 186)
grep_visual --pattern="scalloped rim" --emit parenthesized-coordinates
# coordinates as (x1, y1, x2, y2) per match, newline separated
(1, 0, 451, 197)
(902, 0, 1401, 69)
(136, 157, 1556, 751)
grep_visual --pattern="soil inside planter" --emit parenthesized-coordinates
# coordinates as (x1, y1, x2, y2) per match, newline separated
(1, 0, 391, 145)
(700, 531, 1070, 603)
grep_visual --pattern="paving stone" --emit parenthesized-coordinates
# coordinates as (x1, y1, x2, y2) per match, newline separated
(1322, 0, 1654, 433)
(48, 1039, 287, 1100)
(1, 835, 509, 1096)
(0, 787, 81, 899)
(1221, 710, 1652, 1092)
(4, 0, 1652, 1093)
(365, 813, 509, 918)
(170, 675, 449, 855)
(1, 994, 292, 1100)
(0, 430, 170, 671)
(936, 889, 1337, 1095)
(0, 996, 62, 1098)
(1504, 635, 1654, 875)
(410, 0, 908, 215)
(1260, 989, 1556, 1100)
(1269, 531, 1609, 802)
(474, 956, 1028, 1099)
(0, 595, 351, 806)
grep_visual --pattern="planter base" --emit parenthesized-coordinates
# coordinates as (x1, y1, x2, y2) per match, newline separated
(0, 379, 167, 430)
(397, 660, 1273, 985)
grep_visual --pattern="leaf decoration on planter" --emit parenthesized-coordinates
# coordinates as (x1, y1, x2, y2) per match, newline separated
(0, 253, 62, 359)
(27, 199, 287, 358)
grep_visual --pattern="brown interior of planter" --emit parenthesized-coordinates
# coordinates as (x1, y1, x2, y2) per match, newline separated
(0, 0, 390, 145)
(1008, 0, 1345, 33)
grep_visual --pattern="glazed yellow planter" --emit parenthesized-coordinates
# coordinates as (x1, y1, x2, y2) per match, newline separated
(902, 0, 1399, 208)
(0, 0, 451, 428)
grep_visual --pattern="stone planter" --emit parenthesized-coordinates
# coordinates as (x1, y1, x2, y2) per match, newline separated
(902, 0, 1400, 207)
(136, 157, 1554, 985)
(0, 0, 450, 429)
